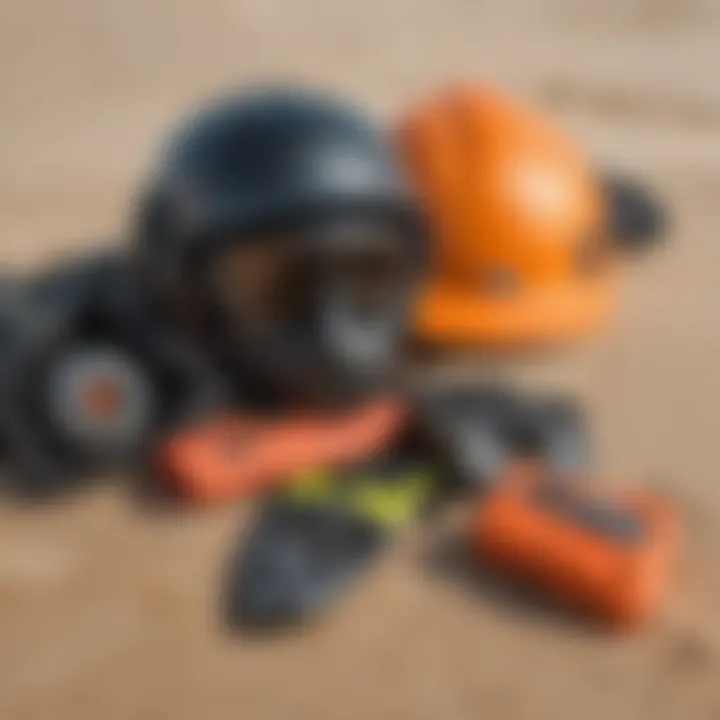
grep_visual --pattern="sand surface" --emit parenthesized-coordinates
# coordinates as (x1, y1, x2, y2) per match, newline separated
(1, 1, 719, 718)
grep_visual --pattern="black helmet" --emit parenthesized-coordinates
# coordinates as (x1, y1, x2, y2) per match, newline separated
(135, 86, 428, 404)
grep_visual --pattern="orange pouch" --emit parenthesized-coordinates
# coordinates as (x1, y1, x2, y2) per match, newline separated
(470, 465, 678, 629)
(158, 399, 407, 504)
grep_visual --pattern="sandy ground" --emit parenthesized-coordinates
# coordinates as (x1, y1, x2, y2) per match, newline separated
(1, 1, 720, 718)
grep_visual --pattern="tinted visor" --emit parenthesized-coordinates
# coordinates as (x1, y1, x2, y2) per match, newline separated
(205, 217, 419, 338)
(201, 216, 421, 399)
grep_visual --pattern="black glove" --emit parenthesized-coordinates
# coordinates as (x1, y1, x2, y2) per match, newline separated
(412, 383, 592, 494)
(223, 461, 434, 630)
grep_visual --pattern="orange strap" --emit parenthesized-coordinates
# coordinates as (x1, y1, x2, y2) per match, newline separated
(158, 399, 407, 504)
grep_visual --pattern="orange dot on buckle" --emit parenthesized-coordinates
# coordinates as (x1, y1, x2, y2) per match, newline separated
(82, 380, 124, 420)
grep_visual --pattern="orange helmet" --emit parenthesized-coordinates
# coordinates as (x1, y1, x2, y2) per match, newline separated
(398, 84, 665, 350)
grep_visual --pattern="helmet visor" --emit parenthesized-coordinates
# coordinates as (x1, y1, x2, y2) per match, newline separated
(201, 217, 421, 398)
